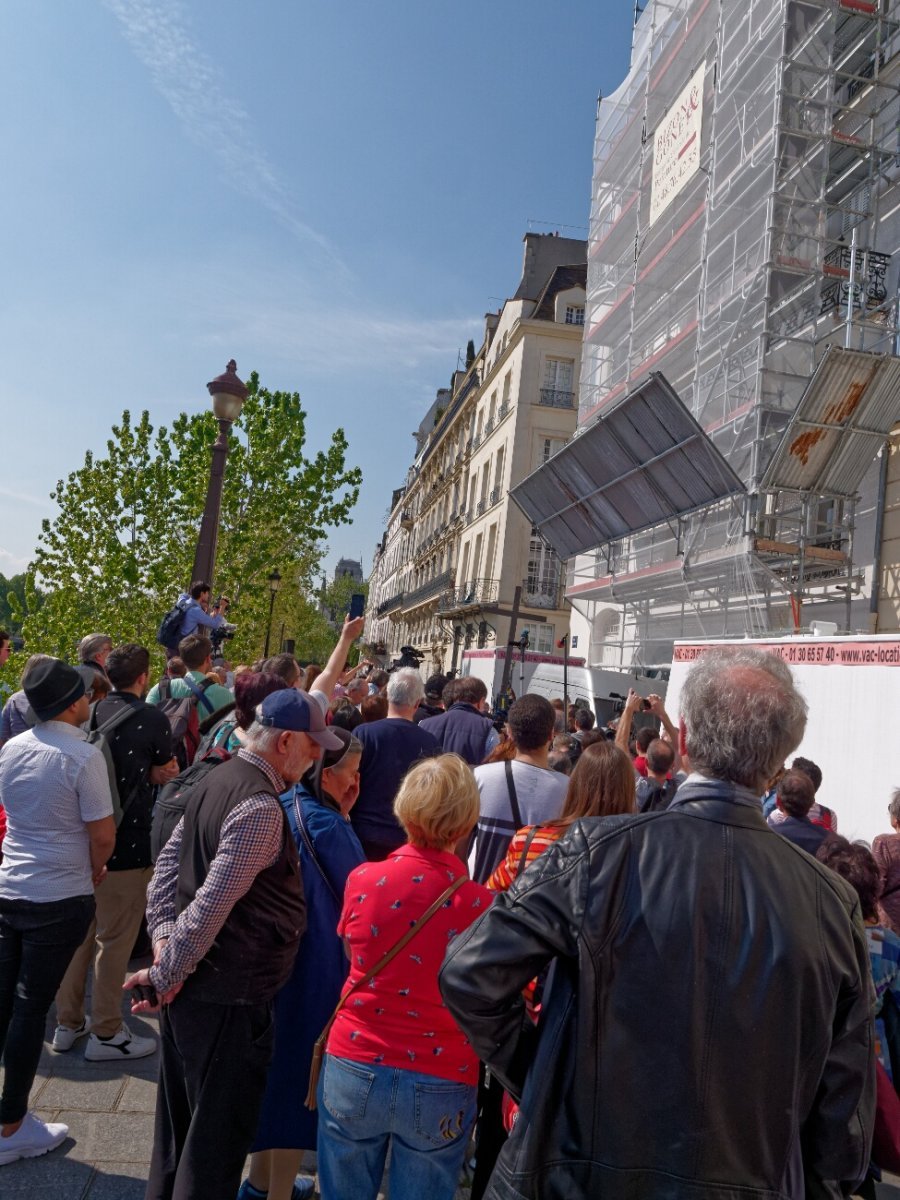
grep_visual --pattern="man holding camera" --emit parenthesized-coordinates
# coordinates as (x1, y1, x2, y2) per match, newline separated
(174, 581, 236, 644)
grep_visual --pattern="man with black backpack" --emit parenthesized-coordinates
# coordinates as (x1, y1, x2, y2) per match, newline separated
(53, 644, 177, 1062)
(157, 581, 235, 658)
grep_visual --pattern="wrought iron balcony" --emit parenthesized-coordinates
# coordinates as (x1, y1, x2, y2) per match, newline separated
(539, 388, 576, 409)
(476, 498, 486, 516)
(437, 577, 500, 612)
(376, 590, 404, 616)
(400, 569, 456, 612)
(498, 401, 510, 420)
(521, 577, 564, 610)
(484, 417, 495, 434)
(399, 511, 414, 530)
(489, 487, 501, 506)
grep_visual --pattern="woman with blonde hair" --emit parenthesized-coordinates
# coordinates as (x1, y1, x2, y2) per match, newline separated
(316, 754, 491, 1200)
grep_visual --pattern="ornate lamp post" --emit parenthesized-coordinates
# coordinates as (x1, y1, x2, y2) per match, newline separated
(190, 360, 248, 590)
(263, 569, 282, 657)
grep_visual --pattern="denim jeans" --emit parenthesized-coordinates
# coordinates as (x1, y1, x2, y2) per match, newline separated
(0, 893, 95, 1123)
(317, 1054, 476, 1200)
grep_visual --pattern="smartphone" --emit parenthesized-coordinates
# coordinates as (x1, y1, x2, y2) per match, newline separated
(348, 593, 366, 620)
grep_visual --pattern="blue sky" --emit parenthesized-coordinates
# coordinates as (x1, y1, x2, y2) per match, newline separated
(1, 1, 634, 585)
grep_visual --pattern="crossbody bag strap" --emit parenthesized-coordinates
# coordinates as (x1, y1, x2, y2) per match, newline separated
(505, 759, 523, 829)
(516, 824, 541, 879)
(183, 675, 215, 714)
(305, 872, 467, 1109)
(293, 791, 341, 906)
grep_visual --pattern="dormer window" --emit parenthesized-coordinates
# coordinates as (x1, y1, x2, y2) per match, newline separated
(565, 305, 585, 326)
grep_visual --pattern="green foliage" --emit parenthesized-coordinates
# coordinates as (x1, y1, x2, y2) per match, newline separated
(0, 573, 28, 635)
(20, 373, 362, 674)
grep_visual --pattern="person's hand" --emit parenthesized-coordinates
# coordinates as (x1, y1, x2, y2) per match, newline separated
(92, 865, 108, 887)
(150, 758, 180, 786)
(342, 616, 365, 641)
(647, 694, 666, 717)
(625, 688, 642, 711)
(123, 965, 182, 1013)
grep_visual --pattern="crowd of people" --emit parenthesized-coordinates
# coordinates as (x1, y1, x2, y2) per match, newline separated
(0, 612, 896, 1198)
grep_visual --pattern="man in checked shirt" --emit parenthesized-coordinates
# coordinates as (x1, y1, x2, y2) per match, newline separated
(125, 688, 342, 1200)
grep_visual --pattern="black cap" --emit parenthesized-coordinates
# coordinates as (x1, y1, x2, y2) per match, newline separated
(23, 659, 90, 723)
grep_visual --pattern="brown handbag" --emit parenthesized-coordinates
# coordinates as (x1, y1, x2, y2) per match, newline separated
(305, 873, 467, 1109)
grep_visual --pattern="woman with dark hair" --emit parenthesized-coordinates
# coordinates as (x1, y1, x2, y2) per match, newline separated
(487, 740, 636, 892)
(241, 726, 366, 1200)
(359, 693, 387, 723)
(197, 670, 287, 755)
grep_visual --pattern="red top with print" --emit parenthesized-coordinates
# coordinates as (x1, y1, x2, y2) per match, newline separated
(327, 844, 491, 1082)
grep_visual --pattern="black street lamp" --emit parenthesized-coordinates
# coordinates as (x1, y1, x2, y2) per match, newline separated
(263, 569, 282, 658)
(190, 360, 248, 590)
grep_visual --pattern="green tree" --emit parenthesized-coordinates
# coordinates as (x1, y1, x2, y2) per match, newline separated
(20, 373, 362, 673)
(0, 573, 29, 635)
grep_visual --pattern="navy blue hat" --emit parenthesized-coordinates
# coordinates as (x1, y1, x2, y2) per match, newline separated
(256, 689, 342, 749)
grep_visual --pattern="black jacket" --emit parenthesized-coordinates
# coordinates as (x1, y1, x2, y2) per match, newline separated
(440, 777, 875, 1199)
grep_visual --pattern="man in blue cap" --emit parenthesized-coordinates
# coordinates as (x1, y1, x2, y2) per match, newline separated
(127, 688, 341, 1200)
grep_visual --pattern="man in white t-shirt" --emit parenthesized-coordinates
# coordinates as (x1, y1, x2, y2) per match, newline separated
(0, 659, 116, 1166)
(469, 694, 568, 884)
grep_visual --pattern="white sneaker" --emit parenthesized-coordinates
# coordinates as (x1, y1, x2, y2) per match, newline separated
(84, 1023, 156, 1062)
(51, 1016, 91, 1053)
(0, 1112, 68, 1165)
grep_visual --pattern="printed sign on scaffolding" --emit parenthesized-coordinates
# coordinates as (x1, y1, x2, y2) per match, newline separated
(650, 63, 705, 227)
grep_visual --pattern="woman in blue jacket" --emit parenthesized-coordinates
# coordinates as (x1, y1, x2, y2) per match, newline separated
(240, 728, 365, 1200)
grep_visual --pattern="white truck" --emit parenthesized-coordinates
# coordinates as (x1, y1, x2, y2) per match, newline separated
(666, 634, 900, 845)
(459, 647, 667, 725)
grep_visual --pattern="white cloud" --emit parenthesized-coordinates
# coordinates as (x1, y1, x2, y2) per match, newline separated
(0, 546, 31, 574)
(0, 486, 52, 510)
(101, 0, 347, 275)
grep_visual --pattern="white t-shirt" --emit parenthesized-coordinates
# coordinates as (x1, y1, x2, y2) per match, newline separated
(0, 722, 114, 902)
(470, 759, 569, 884)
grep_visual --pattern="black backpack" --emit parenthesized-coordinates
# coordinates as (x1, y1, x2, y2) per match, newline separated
(86, 701, 144, 827)
(150, 745, 231, 862)
(156, 597, 190, 653)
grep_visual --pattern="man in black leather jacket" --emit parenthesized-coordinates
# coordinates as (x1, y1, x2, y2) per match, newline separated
(440, 646, 875, 1199)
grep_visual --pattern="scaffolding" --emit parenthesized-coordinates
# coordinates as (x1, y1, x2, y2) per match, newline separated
(572, 0, 900, 659)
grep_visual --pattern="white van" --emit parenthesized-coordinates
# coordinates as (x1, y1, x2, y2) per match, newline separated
(526, 664, 668, 726)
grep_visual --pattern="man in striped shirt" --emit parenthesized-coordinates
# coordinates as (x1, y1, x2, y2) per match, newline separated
(126, 689, 341, 1200)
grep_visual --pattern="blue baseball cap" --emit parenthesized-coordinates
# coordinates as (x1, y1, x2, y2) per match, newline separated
(256, 689, 342, 750)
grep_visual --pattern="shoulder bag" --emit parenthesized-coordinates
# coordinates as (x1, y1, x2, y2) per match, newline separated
(305, 873, 467, 1109)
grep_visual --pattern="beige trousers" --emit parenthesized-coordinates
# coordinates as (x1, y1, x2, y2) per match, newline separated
(55, 866, 153, 1039)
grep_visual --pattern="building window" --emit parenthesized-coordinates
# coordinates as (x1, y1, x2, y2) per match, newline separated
(543, 358, 574, 391)
(540, 437, 567, 466)
(521, 623, 556, 655)
(565, 305, 585, 326)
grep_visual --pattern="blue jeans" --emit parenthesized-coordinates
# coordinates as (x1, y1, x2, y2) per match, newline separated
(317, 1054, 476, 1200)
(0, 894, 95, 1123)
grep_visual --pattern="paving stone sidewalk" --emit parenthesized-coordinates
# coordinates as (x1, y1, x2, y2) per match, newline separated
(0, 958, 472, 1199)
(0, 965, 893, 1199)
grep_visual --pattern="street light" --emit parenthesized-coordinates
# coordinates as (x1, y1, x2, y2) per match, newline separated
(190, 360, 248, 591)
(263, 569, 282, 658)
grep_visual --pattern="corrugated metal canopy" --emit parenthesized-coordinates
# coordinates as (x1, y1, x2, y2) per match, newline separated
(761, 345, 900, 495)
(510, 372, 745, 560)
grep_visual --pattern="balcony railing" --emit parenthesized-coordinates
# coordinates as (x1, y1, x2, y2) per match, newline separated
(438, 577, 500, 611)
(400, 569, 456, 612)
(376, 591, 404, 617)
(489, 487, 501, 506)
(498, 401, 510, 420)
(476, 498, 486, 516)
(484, 417, 495, 435)
(521, 577, 564, 610)
(539, 388, 576, 409)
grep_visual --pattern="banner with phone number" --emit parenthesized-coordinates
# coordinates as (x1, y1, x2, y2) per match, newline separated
(673, 641, 900, 667)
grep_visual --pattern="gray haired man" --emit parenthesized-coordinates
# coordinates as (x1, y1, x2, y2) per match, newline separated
(352, 668, 440, 860)
(441, 646, 874, 1198)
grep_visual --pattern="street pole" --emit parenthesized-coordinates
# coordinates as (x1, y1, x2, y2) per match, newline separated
(263, 569, 282, 658)
(191, 361, 248, 590)
(520, 630, 529, 694)
(560, 633, 569, 721)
